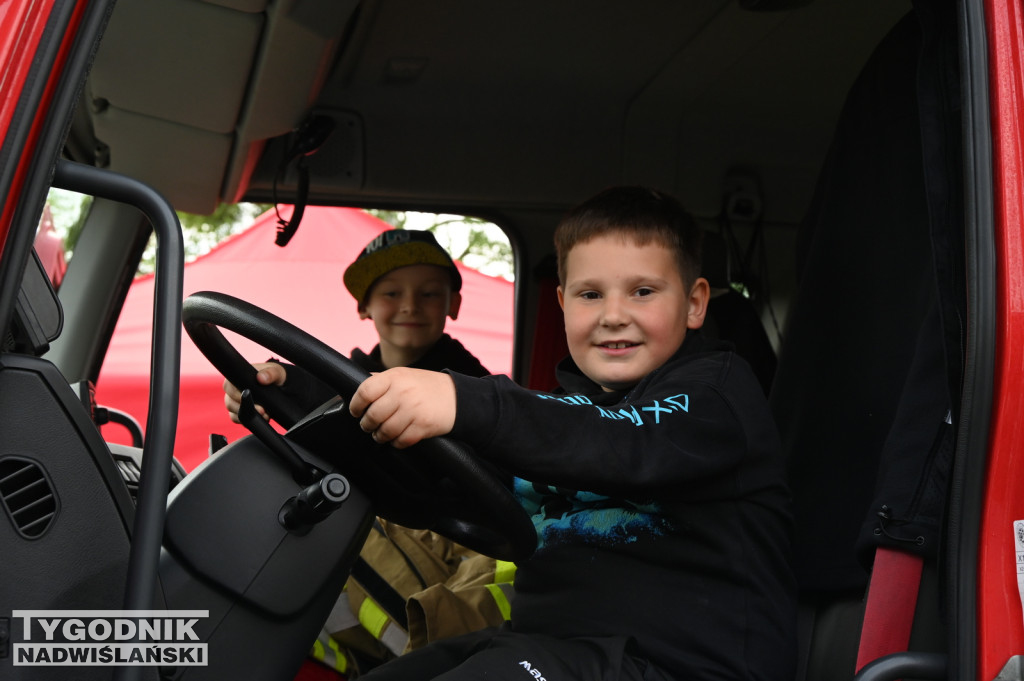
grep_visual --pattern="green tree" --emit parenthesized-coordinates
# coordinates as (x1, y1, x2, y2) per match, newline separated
(431, 218, 511, 266)
(47, 194, 513, 280)
(364, 209, 513, 280)
(45, 189, 92, 256)
(135, 203, 271, 274)
(364, 209, 409, 229)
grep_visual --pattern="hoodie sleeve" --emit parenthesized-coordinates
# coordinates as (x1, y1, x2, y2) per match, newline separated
(447, 354, 758, 497)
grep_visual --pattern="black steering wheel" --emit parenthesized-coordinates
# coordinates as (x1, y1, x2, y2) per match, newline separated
(181, 290, 536, 562)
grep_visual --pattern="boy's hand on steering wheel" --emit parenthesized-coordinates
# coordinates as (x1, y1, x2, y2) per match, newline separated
(223, 362, 288, 423)
(350, 367, 457, 449)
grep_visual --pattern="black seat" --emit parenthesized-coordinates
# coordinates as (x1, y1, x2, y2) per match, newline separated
(701, 229, 777, 396)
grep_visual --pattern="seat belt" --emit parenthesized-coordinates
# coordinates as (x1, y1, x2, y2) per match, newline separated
(854, 547, 924, 672)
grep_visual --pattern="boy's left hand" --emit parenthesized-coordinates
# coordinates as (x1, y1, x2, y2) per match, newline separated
(349, 367, 457, 449)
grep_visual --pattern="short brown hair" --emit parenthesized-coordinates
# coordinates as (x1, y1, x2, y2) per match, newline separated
(554, 186, 703, 287)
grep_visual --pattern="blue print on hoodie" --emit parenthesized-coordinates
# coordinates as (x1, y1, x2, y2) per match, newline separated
(514, 478, 670, 550)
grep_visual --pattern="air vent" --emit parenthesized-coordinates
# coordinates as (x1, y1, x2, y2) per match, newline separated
(112, 454, 141, 502)
(109, 449, 185, 504)
(0, 457, 58, 539)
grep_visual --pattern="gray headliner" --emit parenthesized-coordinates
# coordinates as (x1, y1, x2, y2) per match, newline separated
(74, 0, 909, 222)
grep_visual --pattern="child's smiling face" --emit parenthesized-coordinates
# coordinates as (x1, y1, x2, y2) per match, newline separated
(360, 264, 461, 362)
(557, 235, 709, 391)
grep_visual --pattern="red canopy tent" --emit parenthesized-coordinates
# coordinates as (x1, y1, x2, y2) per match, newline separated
(96, 206, 514, 472)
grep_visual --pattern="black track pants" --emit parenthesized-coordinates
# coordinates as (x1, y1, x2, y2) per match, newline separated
(358, 626, 673, 681)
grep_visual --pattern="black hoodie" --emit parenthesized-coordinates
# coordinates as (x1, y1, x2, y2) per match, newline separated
(275, 333, 489, 413)
(447, 331, 797, 681)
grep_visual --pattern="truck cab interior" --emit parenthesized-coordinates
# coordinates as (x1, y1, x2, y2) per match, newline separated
(0, 1, 1017, 680)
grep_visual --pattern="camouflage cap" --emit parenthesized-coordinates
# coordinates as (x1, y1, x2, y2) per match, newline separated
(343, 229, 462, 302)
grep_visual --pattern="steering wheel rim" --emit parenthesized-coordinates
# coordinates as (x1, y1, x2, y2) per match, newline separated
(182, 290, 536, 561)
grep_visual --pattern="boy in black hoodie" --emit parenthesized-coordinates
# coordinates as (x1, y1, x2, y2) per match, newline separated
(220, 229, 498, 675)
(349, 186, 797, 681)
(223, 228, 488, 422)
